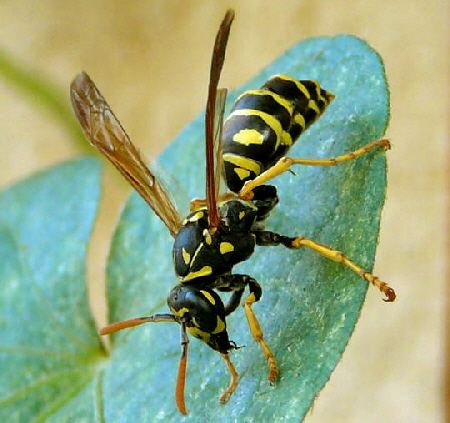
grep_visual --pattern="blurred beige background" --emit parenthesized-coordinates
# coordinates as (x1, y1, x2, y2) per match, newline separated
(1, 1, 448, 421)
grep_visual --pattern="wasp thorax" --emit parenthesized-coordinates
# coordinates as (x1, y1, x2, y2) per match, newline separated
(219, 200, 257, 231)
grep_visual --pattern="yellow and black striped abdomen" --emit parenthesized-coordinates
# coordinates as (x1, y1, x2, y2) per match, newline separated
(222, 75, 335, 193)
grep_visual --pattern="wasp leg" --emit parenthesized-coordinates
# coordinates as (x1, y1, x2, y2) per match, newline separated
(243, 280, 278, 383)
(219, 353, 239, 404)
(254, 231, 396, 302)
(239, 139, 391, 200)
(214, 274, 278, 382)
(189, 193, 236, 211)
(214, 273, 252, 312)
(222, 289, 245, 316)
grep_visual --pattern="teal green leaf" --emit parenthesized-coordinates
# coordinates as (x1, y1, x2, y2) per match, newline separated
(105, 35, 389, 421)
(0, 35, 389, 422)
(0, 158, 104, 422)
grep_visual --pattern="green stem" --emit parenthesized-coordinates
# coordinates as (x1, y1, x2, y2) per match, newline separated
(0, 48, 88, 150)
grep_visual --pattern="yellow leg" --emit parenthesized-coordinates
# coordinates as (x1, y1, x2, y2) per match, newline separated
(189, 193, 236, 211)
(243, 292, 278, 383)
(239, 139, 391, 200)
(219, 353, 239, 404)
(290, 237, 396, 302)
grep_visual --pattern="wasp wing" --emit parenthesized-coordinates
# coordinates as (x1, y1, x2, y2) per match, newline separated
(205, 9, 234, 229)
(213, 88, 227, 202)
(70, 71, 182, 237)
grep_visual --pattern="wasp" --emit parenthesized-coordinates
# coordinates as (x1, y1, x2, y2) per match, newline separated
(70, 9, 395, 415)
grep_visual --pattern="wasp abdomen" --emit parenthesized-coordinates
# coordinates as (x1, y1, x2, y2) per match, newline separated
(222, 75, 335, 193)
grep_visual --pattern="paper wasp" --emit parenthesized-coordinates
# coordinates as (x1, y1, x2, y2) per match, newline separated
(70, 8, 395, 415)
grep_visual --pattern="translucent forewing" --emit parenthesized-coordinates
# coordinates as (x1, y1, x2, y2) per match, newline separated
(205, 9, 235, 229)
(213, 88, 228, 203)
(70, 71, 182, 237)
